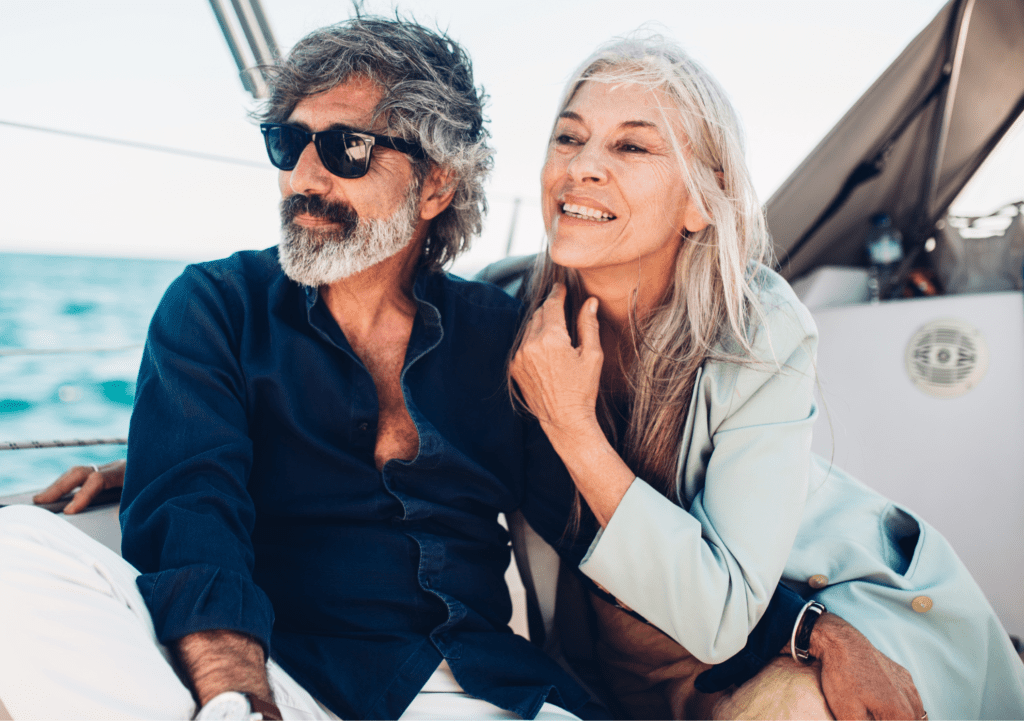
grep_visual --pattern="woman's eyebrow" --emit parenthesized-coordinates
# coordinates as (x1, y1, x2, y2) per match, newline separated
(557, 111, 657, 131)
(620, 120, 657, 130)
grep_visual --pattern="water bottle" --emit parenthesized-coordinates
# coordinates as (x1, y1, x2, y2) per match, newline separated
(865, 213, 904, 302)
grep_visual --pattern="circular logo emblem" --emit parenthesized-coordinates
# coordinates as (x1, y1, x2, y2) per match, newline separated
(905, 318, 989, 398)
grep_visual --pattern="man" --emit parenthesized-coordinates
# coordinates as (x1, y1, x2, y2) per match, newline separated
(0, 17, 589, 721)
(0, 16, 921, 721)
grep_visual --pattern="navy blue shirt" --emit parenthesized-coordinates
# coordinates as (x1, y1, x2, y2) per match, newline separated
(121, 247, 804, 719)
(121, 248, 591, 719)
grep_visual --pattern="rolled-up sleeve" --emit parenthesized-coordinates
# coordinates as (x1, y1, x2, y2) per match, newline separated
(579, 291, 819, 664)
(121, 265, 274, 649)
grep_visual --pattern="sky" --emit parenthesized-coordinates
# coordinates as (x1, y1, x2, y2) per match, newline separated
(1, 0, 1021, 276)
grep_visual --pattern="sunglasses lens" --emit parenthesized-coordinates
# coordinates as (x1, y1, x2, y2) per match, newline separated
(264, 125, 306, 171)
(317, 132, 372, 179)
(262, 125, 375, 179)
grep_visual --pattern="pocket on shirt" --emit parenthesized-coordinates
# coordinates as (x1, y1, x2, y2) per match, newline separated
(878, 503, 923, 579)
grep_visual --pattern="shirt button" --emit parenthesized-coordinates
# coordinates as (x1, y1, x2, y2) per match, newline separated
(808, 574, 829, 589)
(357, 422, 369, 432)
(911, 596, 933, 613)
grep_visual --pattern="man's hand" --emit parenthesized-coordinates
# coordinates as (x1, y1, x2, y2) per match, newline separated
(811, 612, 925, 720)
(33, 459, 126, 514)
(175, 629, 280, 716)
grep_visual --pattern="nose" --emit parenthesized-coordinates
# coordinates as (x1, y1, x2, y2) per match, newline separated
(565, 141, 607, 184)
(286, 140, 333, 196)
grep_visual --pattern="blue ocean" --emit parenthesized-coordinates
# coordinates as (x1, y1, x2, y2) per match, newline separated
(0, 253, 188, 496)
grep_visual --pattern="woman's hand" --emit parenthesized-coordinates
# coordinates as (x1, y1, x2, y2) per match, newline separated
(511, 282, 604, 442)
(33, 459, 126, 514)
(511, 283, 633, 526)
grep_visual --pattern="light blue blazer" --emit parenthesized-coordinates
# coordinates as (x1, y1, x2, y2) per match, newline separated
(578, 267, 1024, 719)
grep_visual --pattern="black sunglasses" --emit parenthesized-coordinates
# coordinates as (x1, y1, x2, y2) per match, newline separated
(260, 123, 426, 179)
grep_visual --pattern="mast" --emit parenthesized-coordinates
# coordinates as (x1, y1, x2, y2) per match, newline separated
(207, 0, 280, 99)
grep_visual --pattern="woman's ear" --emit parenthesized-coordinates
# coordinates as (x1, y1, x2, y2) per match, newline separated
(683, 202, 709, 234)
(418, 165, 457, 221)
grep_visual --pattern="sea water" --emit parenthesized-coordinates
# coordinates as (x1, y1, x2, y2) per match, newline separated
(0, 252, 188, 495)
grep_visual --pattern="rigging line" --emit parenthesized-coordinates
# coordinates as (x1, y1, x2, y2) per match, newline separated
(0, 344, 143, 357)
(0, 119, 270, 169)
(0, 438, 128, 451)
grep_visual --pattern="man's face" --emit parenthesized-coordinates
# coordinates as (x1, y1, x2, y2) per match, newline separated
(276, 76, 426, 285)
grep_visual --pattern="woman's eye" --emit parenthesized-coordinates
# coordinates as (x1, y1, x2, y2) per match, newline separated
(618, 142, 647, 153)
(554, 133, 581, 146)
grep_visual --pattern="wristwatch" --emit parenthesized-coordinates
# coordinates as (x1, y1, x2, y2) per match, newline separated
(194, 691, 282, 721)
(790, 600, 827, 663)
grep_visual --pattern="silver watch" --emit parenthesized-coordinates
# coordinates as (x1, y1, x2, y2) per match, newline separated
(194, 691, 263, 721)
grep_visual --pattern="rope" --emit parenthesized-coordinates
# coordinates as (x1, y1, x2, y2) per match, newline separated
(0, 344, 143, 357)
(0, 438, 127, 451)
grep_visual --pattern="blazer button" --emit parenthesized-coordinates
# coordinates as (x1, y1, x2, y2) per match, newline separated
(808, 574, 829, 589)
(911, 596, 933, 613)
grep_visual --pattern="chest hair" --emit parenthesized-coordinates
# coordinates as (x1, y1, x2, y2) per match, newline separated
(347, 323, 420, 471)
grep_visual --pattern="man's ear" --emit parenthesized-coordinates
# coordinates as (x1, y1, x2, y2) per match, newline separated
(418, 165, 457, 221)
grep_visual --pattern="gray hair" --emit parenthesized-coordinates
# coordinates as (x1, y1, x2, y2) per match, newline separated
(258, 15, 493, 271)
(514, 34, 775, 499)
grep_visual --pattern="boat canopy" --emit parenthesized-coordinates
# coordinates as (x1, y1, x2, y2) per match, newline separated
(767, 0, 1024, 280)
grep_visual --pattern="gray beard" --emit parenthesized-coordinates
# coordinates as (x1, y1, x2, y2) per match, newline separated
(278, 186, 420, 287)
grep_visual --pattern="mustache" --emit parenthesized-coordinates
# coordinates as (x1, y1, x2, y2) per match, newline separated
(280, 194, 358, 229)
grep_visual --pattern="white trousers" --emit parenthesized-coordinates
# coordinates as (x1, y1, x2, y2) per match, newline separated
(0, 505, 578, 720)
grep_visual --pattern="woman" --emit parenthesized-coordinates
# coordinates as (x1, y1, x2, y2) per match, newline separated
(510, 35, 1024, 720)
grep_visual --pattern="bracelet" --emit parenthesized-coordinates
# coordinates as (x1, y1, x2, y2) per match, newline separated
(790, 600, 826, 663)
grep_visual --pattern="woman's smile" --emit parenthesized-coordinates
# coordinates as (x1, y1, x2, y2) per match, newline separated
(560, 201, 616, 222)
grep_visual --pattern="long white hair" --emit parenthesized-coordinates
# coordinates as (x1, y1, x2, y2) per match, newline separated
(513, 34, 774, 498)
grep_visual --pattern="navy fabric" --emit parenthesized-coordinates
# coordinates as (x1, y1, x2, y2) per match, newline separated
(121, 248, 592, 720)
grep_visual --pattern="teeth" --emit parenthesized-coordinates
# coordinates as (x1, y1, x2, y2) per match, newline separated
(562, 203, 614, 221)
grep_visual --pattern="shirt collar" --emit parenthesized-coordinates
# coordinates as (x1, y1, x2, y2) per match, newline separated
(301, 265, 445, 365)
(301, 265, 437, 310)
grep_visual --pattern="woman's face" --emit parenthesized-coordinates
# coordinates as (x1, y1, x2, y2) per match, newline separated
(541, 78, 708, 276)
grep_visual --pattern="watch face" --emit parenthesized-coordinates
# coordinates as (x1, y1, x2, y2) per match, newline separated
(195, 691, 252, 720)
